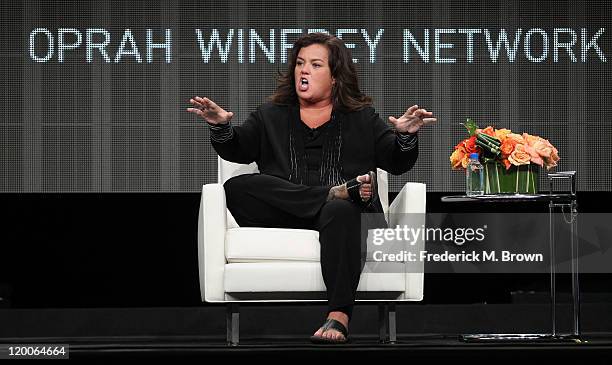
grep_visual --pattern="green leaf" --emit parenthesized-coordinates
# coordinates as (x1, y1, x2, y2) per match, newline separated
(476, 134, 501, 156)
(462, 118, 479, 136)
(477, 132, 501, 146)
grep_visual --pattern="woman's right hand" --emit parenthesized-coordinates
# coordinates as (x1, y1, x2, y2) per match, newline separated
(187, 96, 234, 125)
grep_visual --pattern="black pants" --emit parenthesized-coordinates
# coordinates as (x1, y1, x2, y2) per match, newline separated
(224, 173, 386, 319)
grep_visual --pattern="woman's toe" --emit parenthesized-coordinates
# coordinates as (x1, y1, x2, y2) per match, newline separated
(324, 330, 342, 341)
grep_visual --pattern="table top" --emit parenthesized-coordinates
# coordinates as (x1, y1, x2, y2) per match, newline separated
(441, 193, 575, 203)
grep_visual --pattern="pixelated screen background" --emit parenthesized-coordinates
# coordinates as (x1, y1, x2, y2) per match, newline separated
(1, 0, 611, 192)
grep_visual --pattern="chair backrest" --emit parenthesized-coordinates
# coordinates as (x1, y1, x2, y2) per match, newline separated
(218, 157, 389, 216)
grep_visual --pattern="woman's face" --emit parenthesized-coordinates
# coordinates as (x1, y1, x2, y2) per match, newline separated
(294, 44, 334, 106)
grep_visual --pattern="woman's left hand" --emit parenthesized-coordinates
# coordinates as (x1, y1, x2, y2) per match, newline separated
(389, 105, 437, 134)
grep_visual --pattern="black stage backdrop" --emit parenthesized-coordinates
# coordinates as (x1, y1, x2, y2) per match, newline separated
(1, 192, 611, 308)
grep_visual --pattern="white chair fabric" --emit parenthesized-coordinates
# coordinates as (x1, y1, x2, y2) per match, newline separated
(198, 157, 425, 303)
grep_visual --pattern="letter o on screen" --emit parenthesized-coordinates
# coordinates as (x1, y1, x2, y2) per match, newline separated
(30, 28, 54, 62)
(524, 28, 549, 63)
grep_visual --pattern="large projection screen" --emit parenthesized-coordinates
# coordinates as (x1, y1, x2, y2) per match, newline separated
(1, 0, 610, 192)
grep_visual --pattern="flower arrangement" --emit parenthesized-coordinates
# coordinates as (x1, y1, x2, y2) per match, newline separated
(450, 119, 560, 194)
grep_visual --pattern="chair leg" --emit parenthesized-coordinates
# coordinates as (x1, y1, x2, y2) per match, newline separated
(226, 303, 240, 346)
(378, 303, 397, 344)
(378, 303, 388, 343)
(388, 303, 397, 344)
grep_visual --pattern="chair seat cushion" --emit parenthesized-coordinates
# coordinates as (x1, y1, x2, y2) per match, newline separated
(226, 228, 320, 262)
(224, 262, 406, 292)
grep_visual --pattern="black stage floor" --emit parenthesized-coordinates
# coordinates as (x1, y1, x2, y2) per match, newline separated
(2, 303, 612, 361)
(1, 334, 611, 361)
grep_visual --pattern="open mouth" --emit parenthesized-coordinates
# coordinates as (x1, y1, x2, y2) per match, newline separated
(299, 78, 309, 91)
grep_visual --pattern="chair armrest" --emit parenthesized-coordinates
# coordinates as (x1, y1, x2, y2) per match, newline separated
(198, 183, 228, 302)
(388, 182, 426, 216)
(388, 182, 426, 300)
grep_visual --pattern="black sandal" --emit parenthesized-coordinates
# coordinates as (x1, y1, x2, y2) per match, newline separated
(310, 318, 349, 344)
(345, 171, 377, 208)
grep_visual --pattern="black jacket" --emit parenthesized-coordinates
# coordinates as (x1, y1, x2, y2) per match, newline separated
(211, 102, 419, 185)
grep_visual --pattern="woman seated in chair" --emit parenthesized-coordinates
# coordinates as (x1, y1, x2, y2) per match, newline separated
(187, 32, 436, 344)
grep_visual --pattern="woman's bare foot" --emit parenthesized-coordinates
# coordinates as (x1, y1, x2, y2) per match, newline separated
(312, 311, 349, 342)
(327, 173, 372, 202)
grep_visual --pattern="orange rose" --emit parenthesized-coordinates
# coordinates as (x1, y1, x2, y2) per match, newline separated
(506, 133, 525, 144)
(532, 139, 552, 158)
(463, 135, 480, 154)
(523, 133, 542, 150)
(454, 141, 466, 150)
(508, 144, 531, 166)
(522, 133, 541, 146)
(543, 143, 560, 170)
(526, 138, 560, 170)
(522, 133, 559, 168)
(523, 143, 544, 166)
(480, 126, 496, 137)
(495, 128, 512, 142)
(500, 138, 517, 158)
(450, 148, 466, 170)
(461, 154, 470, 169)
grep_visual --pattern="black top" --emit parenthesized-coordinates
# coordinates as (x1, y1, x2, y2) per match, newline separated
(302, 118, 333, 187)
(208, 102, 418, 213)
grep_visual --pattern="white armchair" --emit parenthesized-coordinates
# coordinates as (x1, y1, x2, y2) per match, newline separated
(198, 157, 426, 345)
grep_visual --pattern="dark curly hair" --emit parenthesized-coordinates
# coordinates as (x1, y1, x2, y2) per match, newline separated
(269, 32, 372, 112)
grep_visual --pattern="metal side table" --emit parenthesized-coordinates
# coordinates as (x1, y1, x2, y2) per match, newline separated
(441, 171, 579, 341)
